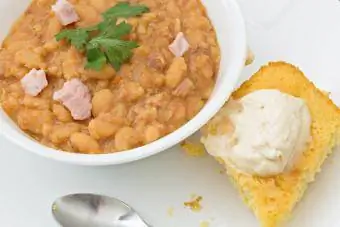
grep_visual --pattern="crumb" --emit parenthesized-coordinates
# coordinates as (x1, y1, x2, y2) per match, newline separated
(184, 195, 203, 212)
(180, 140, 206, 157)
(200, 221, 210, 227)
(245, 47, 254, 66)
(52, 203, 57, 212)
(167, 207, 174, 217)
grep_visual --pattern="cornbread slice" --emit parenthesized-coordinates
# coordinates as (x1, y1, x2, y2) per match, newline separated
(206, 62, 340, 227)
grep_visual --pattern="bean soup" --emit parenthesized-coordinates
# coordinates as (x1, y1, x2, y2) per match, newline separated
(0, 0, 220, 154)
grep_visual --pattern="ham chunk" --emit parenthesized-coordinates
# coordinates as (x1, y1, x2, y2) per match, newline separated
(173, 78, 194, 97)
(20, 69, 48, 96)
(52, 0, 79, 26)
(53, 79, 92, 120)
(169, 32, 190, 57)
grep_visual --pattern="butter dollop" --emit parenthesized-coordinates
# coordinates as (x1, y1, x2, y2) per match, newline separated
(201, 89, 311, 177)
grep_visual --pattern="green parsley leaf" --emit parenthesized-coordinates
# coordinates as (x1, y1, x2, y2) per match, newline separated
(55, 26, 97, 50)
(55, 28, 90, 50)
(98, 18, 132, 39)
(85, 45, 107, 70)
(55, 3, 149, 71)
(89, 37, 138, 71)
(103, 2, 149, 19)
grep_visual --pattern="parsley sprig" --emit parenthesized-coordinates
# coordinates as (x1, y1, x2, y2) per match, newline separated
(55, 2, 149, 71)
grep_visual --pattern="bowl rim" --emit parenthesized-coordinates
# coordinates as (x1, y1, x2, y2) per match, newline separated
(0, 0, 247, 166)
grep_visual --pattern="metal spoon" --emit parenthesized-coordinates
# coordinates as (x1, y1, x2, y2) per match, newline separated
(52, 194, 152, 227)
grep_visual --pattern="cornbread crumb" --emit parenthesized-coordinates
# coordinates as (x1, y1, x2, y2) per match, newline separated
(52, 203, 57, 212)
(205, 62, 340, 227)
(245, 47, 255, 66)
(200, 221, 210, 227)
(167, 207, 174, 217)
(180, 140, 206, 157)
(184, 195, 203, 212)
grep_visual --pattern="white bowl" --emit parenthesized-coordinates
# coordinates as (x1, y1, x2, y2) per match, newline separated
(0, 0, 247, 166)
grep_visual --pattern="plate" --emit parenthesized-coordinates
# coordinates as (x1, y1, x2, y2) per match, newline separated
(0, 0, 339, 226)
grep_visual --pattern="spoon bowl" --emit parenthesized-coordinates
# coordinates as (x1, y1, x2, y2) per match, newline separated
(52, 194, 151, 227)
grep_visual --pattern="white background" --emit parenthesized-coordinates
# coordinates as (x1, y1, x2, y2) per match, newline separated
(0, 0, 340, 226)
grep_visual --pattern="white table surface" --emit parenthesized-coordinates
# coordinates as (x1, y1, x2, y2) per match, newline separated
(0, 0, 340, 226)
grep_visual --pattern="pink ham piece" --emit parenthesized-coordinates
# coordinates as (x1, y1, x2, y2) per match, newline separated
(169, 32, 190, 57)
(52, 0, 79, 26)
(53, 79, 92, 120)
(173, 78, 194, 97)
(20, 69, 48, 96)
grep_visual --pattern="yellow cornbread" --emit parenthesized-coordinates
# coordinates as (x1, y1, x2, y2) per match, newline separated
(206, 62, 340, 227)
